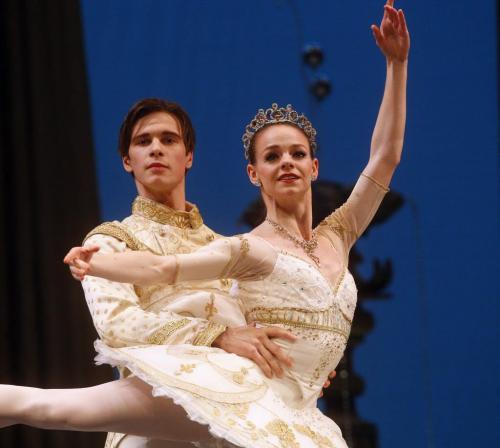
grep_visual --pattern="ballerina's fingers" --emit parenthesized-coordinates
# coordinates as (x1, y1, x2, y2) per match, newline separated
(64, 247, 80, 264)
(384, 4, 400, 31)
(69, 259, 91, 281)
(371, 25, 383, 47)
(397, 9, 409, 36)
(63, 245, 100, 265)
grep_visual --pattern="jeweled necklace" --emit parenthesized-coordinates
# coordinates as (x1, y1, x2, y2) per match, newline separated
(265, 218, 320, 267)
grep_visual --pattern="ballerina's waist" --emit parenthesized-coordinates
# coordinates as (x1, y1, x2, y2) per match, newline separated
(246, 306, 352, 339)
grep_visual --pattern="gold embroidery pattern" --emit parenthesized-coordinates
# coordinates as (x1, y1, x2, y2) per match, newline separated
(310, 350, 334, 387)
(227, 402, 250, 419)
(253, 317, 349, 338)
(238, 235, 250, 257)
(192, 321, 227, 346)
(334, 269, 347, 296)
(219, 278, 232, 290)
(232, 367, 249, 385)
(265, 419, 299, 448)
(132, 196, 203, 229)
(175, 363, 196, 375)
(147, 318, 190, 344)
(293, 424, 335, 448)
(316, 202, 355, 239)
(246, 304, 352, 339)
(84, 222, 159, 253)
(204, 293, 218, 319)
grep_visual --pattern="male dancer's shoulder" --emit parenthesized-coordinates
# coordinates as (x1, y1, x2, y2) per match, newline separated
(83, 214, 221, 256)
(83, 221, 152, 252)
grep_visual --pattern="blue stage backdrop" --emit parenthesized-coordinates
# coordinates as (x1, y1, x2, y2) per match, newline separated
(81, 1, 498, 447)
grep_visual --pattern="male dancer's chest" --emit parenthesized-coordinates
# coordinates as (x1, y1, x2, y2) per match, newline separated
(122, 215, 244, 327)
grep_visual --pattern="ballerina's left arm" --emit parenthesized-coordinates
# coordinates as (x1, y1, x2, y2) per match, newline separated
(65, 236, 276, 286)
(64, 245, 179, 284)
(363, 0, 410, 187)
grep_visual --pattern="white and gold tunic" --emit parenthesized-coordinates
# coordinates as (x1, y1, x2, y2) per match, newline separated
(94, 175, 388, 448)
(82, 198, 246, 448)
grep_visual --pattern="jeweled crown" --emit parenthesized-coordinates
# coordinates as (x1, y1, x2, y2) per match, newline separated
(242, 103, 317, 160)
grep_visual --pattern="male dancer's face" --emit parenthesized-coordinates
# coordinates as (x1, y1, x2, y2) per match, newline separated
(122, 111, 193, 201)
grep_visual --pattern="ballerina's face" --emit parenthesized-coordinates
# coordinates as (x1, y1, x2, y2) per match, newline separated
(247, 124, 318, 202)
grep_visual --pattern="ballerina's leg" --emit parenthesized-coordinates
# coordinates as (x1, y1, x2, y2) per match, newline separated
(0, 377, 211, 442)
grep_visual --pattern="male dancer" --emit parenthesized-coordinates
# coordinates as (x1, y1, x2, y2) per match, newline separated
(81, 98, 298, 448)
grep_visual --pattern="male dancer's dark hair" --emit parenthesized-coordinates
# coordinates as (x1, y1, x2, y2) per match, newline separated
(118, 98, 196, 157)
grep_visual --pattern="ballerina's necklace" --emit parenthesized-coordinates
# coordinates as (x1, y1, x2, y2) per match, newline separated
(265, 218, 320, 267)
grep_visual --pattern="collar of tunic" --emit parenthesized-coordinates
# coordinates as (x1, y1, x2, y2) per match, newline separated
(132, 196, 204, 229)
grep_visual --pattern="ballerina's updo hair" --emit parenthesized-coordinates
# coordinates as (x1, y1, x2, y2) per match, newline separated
(242, 103, 317, 164)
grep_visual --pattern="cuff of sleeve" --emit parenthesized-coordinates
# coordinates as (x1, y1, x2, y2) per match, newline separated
(361, 172, 390, 192)
(147, 318, 191, 345)
(192, 322, 227, 347)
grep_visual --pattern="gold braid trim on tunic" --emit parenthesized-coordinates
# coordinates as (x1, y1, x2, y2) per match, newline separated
(83, 222, 161, 254)
(192, 321, 227, 347)
(132, 196, 204, 229)
(147, 318, 191, 345)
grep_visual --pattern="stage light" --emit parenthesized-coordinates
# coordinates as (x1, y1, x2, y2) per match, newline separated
(310, 76, 331, 100)
(302, 44, 324, 68)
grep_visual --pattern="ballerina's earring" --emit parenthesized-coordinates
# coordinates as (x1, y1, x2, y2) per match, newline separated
(252, 179, 262, 187)
(311, 174, 318, 182)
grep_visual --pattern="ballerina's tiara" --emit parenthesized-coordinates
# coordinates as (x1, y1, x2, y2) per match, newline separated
(242, 103, 317, 160)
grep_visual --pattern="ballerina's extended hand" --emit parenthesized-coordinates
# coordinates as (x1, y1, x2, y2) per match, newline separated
(64, 245, 100, 281)
(371, 0, 410, 62)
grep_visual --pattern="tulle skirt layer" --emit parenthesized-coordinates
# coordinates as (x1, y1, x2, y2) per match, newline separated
(95, 341, 347, 448)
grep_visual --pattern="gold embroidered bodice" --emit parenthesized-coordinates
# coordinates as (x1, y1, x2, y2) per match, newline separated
(169, 174, 388, 408)
(174, 235, 356, 408)
(241, 250, 357, 408)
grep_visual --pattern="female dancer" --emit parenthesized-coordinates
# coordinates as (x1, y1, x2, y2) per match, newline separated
(0, 1, 409, 446)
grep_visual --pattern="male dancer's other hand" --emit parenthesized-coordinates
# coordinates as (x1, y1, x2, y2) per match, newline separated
(212, 325, 296, 379)
(64, 245, 100, 281)
(319, 371, 336, 397)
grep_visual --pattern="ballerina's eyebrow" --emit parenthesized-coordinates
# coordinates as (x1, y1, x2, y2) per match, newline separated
(263, 143, 308, 151)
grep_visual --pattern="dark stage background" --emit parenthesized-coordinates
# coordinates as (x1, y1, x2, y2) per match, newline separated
(1, 1, 499, 447)
(0, 0, 109, 446)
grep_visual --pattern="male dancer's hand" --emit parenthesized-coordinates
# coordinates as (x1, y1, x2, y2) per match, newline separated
(319, 371, 336, 397)
(212, 325, 296, 379)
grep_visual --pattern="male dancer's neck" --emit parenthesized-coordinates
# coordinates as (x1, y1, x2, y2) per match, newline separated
(136, 183, 188, 211)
